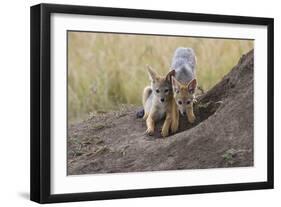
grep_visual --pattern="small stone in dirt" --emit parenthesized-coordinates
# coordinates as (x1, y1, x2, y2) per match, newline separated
(93, 124, 106, 130)
(96, 140, 104, 145)
(222, 148, 238, 165)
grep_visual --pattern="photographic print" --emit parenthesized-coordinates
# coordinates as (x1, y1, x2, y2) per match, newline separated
(67, 31, 254, 175)
(31, 4, 273, 203)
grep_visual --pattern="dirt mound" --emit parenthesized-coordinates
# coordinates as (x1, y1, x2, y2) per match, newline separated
(67, 50, 254, 175)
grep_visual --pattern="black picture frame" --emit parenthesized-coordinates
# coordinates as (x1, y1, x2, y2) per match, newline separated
(30, 3, 274, 204)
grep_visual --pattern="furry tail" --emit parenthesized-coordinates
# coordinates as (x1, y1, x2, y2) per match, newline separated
(142, 86, 152, 106)
(136, 86, 152, 119)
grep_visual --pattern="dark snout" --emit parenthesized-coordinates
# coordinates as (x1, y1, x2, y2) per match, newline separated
(160, 98, 165, 102)
(179, 110, 187, 116)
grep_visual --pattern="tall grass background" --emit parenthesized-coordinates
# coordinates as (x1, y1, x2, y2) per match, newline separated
(68, 32, 253, 122)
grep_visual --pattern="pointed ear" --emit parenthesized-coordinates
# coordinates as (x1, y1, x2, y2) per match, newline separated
(146, 65, 157, 82)
(187, 79, 197, 94)
(165, 69, 175, 82)
(171, 76, 180, 93)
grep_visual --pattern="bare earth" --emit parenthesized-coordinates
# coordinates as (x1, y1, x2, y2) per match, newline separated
(67, 50, 254, 175)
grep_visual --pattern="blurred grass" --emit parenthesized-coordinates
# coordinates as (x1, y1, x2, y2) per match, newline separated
(68, 32, 253, 122)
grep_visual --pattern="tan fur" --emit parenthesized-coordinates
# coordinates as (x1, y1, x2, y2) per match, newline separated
(187, 104, 196, 123)
(145, 115, 155, 135)
(170, 100, 179, 133)
(161, 99, 173, 137)
(171, 77, 197, 132)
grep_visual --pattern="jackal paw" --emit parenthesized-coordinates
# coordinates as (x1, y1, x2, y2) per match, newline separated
(145, 128, 154, 136)
(171, 122, 179, 133)
(161, 127, 169, 137)
(188, 115, 196, 123)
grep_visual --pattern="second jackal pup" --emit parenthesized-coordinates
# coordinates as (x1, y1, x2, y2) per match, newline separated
(143, 65, 175, 137)
(170, 47, 197, 131)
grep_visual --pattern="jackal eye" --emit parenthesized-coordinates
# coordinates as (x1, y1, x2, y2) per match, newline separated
(156, 89, 160, 93)
(186, 100, 191, 105)
(164, 89, 169, 93)
(178, 100, 182, 105)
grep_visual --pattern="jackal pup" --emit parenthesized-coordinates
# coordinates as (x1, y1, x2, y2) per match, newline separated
(170, 47, 197, 132)
(142, 65, 175, 137)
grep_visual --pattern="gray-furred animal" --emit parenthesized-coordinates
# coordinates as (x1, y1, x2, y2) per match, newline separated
(170, 47, 197, 123)
(171, 47, 196, 84)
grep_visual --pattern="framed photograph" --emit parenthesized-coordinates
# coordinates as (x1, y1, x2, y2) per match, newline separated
(30, 3, 274, 203)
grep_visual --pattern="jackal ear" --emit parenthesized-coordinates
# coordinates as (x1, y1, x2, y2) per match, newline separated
(165, 69, 175, 82)
(171, 76, 180, 93)
(187, 79, 197, 94)
(146, 65, 158, 82)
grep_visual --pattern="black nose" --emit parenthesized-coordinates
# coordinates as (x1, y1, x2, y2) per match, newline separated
(160, 98, 165, 102)
(182, 111, 187, 115)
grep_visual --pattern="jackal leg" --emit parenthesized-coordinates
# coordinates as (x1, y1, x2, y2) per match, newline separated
(146, 115, 155, 136)
(161, 113, 172, 137)
(171, 101, 179, 133)
(187, 104, 196, 123)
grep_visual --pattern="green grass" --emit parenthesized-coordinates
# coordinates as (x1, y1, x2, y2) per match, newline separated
(68, 32, 253, 122)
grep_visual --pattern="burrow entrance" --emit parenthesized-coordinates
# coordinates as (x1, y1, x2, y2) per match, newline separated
(146, 99, 222, 138)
